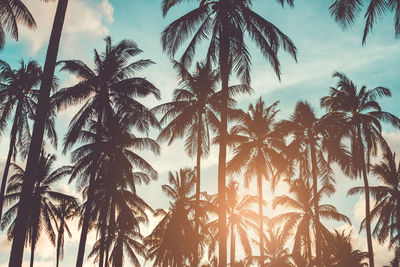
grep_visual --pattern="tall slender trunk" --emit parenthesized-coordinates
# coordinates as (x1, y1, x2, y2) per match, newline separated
(29, 242, 35, 267)
(396, 191, 400, 267)
(230, 223, 235, 266)
(257, 174, 264, 266)
(56, 224, 64, 267)
(217, 17, 229, 267)
(357, 126, 374, 267)
(194, 111, 202, 266)
(98, 213, 107, 267)
(0, 101, 23, 218)
(8, 1, 69, 265)
(76, 164, 97, 267)
(310, 145, 321, 267)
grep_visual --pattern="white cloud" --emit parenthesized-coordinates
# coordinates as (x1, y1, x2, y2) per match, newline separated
(19, 0, 114, 57)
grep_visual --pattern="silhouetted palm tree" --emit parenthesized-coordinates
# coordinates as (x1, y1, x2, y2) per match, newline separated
(273, 179, 350, 266)
(0, 0, 36, 49)
(262, 226, 294, 267)
(8, 1, 70, 264)
(206, 181, 258, 266)
(51, 199, 79, 267)
(53, 36, 160, 267)
(349, 146, 400, 261)
(107, 213, 147, 267)
(1, 152, 76, 267)
(0, 59, 58, 220)
(152, 60, 219, 265)
(227, 98, 285, 264)
(162, 1, 297, 264)
(277, 101, 349, 266)
(321, 71, 400, 267)
(324, 230, 368, 267)
(84, 114, 157, 267)
(69, 112, 159, 267)
(145, 168, 197, 266)
(329, 0, 400, 44)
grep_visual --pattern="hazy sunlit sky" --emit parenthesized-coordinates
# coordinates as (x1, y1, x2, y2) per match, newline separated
(0, 0, 399, 266)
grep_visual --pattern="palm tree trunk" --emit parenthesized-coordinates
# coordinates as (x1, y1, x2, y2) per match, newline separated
(357, 127, 374, 267)
(30, 225, 39, 267)
(257, 174, 264, 266)
(194, 112, 202, 267)
(56, 226, 63, 267)
(310, 146, 321, 267)
(217, 17, 229, 267)
(99, 217, 107, 267)
(76, 167, 96, 267)
(397, 192, 400, 266)
(0, 101, 22, 218)
(230, 223, 235, 266)
(8, 1, 69, 265)
(361, 157, 374, 267)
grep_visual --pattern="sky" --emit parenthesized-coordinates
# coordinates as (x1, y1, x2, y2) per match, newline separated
(0, 0, 399, 266)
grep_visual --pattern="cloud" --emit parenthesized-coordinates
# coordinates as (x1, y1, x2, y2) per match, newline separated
(18, 0, 114, 57)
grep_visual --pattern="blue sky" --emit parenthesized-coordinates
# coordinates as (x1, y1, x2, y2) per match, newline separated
(0, 0, 399, 266)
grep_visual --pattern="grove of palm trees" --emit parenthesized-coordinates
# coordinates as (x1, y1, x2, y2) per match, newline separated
(0, 0, 399, 266)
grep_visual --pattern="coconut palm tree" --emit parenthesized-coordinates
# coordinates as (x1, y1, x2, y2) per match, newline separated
(227, 98, 285, 264)
(0, 0, 36, 49)
(68, 110, 159, 267)
(262, 226, 294, 267)
(329, 0, 400, 44)
(152, 60, 219, 265)
(348, 146, 400, 260)
(52, 36, 160, 267)
(277, 101, 349, 266)
(162, 1, 297, 264)
(145, 168, 197, 266)
(0, 59, 58, 220)
(321, 71, 400, 267)
(205, 181, 259, 266)
(1, 152, 76, 267)
(273, 179, 350, 266)
(51, 200, 79, 267)
(324, 230, 368, 267)
(8, 1, 70, 264)
(84, 114, 157, 267)
(106, 213, 147, 267)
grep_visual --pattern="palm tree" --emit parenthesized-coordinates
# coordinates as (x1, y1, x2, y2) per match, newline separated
(329, 0, 400, 44)
(162, 1, 297, 264)
(52, 200, 79, 267)
(106, 213, 147, 267)
(324, 230, 368, 267)
(0, 60, 41, 219)
(348, 146, 400, 261)
(1, 152, 76, 267)
(206, 181, 259, 266)
(321, 71, 400, 267)
(277, 101, 349, 266)
(8, 0, 70, 264)
(69, 112, 159, 267)
(273, 179, 350, 266)
(152, 60, 219, 265)
(84, 114, 157, 267)
(52, 36, 160, 267)
(0, 59, 58, 220)
(0, 0, 36, 49)
(262, 226, 294, 267)
(145, 168, 197, 266)
(227, 98, 285, 264)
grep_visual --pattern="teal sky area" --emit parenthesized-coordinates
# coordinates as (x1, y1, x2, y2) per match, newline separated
(0, 0, 399, 266)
